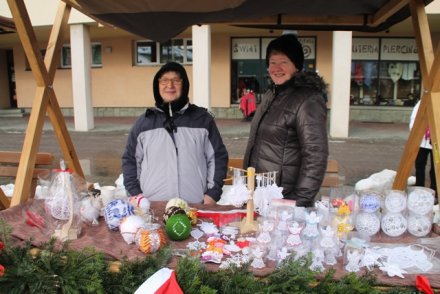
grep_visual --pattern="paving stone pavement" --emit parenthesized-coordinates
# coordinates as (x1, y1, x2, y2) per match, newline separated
(0, 116, 413, 189)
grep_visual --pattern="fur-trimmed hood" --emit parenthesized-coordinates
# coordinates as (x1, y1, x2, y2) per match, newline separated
(272, 71, 328, 99)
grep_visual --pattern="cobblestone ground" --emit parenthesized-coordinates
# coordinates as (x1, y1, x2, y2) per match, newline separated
(0, 117, 412, 188)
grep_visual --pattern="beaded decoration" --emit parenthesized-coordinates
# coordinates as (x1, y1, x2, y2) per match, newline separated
(135, 223, 167, 254)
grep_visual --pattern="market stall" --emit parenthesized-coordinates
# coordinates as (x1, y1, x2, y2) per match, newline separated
(1, 198, 440, 289)
(3, 0, 440, 292)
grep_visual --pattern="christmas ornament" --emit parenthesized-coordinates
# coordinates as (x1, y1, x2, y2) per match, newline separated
(163, 206, 187, 224)
(108, 261, 122, 273)
(355, 211, 380, 236)
(384, 190, 406, 213)
(103, 199, 135, 231)
(165, 197, 188, 211)
(407, 187, 435, 215)
(119, 215, 147, 244)
(359, 191, 381, 213)
(129, 195, 151, 217)
(165, 214, 192, 241)
(407, 214, 432, 237)
(381, 212, 407, 237)
(135, 223, 167, 254)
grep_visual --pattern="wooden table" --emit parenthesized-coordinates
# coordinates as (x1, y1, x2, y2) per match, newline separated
(1, 199, 439, 289)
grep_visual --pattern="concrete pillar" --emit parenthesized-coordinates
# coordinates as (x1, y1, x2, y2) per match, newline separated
(191, 25, 211, 109)
(70, 24, 94, 131)
(329, 31, 352, 138)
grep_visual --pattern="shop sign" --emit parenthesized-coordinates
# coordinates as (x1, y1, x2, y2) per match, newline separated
(352, 38, 379, 60)
(232, 38, 260, 59)
(380, 38, 418, 61)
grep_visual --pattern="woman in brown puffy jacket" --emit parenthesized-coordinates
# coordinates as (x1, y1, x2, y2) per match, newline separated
(243, 34, 328, 207)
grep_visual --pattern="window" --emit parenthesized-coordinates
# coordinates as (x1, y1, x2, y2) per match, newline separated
(135, 39, 192, 65)
(350, 37, 420, 107)
(60, 43, 102, 68)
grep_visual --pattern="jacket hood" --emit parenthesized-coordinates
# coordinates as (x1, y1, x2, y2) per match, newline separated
(273, 71, 328, 99)
(153, 62, 190, 114)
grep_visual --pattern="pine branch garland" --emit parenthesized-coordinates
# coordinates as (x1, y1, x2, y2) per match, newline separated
(0, 219, 425, 293)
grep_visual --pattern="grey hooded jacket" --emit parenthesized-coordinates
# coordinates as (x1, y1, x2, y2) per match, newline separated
(122, 62, 228, 204)
(243, 71, 328, 207)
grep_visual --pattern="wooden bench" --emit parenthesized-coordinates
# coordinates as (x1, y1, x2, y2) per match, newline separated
(0, 151, 54, 209)
(225, 158, 340, 188)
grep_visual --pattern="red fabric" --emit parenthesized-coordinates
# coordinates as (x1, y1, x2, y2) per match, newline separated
(155, 271, 183, 294)
(196, 209, 257, 227)
(239, 92, 257, 117)
(416, 275, 434, 294)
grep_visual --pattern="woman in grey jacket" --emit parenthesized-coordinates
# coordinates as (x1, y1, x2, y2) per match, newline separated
(122, 62, 228, 204)
(243, 34, 328, 207)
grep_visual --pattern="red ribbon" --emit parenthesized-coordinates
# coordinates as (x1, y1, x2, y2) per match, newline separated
(416, 275, 433, 294)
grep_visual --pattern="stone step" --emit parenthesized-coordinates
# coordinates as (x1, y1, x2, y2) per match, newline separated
(0, 109, 28, 118)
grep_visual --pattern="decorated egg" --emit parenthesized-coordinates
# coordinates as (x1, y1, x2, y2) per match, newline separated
(103, 199, 135, 231)
(163, 206, 187, 224)
(381, 212, 407, 237)
(355, 211, 380, 236)
(119, 215, 147, 244)
(165, 197, 188, 211)
(165, 214, 192, 241)
(135, 223, 167, 254)
(186, 208, 198, 225)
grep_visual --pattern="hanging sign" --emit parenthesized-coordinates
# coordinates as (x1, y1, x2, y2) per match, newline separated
(381, 38, 418, 61)
(232, 38, 260, 60)
(352, 38, 379, 60)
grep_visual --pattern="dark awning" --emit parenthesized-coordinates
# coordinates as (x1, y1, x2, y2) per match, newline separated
(0, 15, 15, 34)
(62, 0, 433, 42)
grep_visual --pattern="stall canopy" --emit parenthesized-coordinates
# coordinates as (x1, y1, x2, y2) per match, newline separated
(5, 0, 440, 207)
(62, 0, 431, 42)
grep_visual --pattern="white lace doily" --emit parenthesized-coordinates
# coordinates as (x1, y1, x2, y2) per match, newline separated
(381, 212, 407, 237)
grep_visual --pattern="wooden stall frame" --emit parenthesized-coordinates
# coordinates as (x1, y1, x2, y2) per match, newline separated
(6, 0, 440, 206)
(392, 0, 440, 205)
(7, 0, 84, 207)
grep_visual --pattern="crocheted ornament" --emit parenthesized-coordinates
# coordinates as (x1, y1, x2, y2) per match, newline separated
(359, 192, 381, 213)
(163, 206, 187, 224)
(165, 214, 192, 241)
(135, 223, 167, 254)
(119, 215, 147, 244)
(384, 190, 407, 213)
(381, 212, 407, 237)
(355, 211, 380, 236)
(407, 214, 432, 237)
(407, 187, 435, 215)
(103, 199, 135, 231)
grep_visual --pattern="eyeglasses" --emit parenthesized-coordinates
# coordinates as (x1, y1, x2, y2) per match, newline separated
(159, 78, 183, 86)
